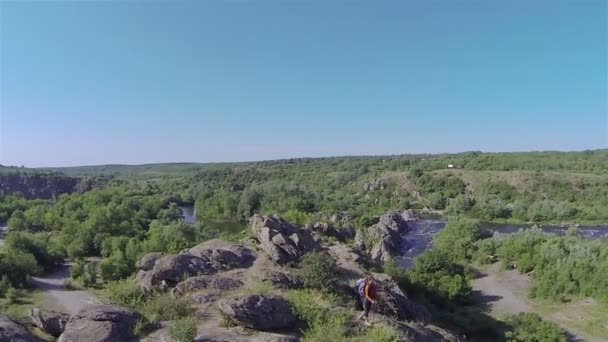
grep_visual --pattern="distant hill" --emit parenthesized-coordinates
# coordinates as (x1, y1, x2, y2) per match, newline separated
(0, 169, 105, 199)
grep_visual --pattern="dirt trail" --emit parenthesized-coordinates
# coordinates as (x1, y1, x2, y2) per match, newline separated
(472, 264, 606, 342)
(30, 263, 101, 315)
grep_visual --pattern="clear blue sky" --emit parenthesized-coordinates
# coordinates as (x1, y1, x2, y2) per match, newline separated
(1, 1, 606, 167)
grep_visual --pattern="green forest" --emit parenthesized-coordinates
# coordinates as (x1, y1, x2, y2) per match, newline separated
(0, 150, 607, 340)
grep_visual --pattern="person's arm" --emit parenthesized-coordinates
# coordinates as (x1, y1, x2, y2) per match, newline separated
(365, 284, 374, 302)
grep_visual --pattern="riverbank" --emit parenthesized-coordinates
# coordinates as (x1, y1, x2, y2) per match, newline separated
(472, 263, 608, 342)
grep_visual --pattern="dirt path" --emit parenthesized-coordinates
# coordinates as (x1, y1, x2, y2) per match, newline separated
(30, 263, 101, 315)
(472, 264, 533, 317)
(472, 264, 606, 342)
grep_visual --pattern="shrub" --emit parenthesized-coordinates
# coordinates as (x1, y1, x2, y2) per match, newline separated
(71, 260, 86, 279)
(0, 276, 10, 297)
(81, 268, 95, 287)
(406, 250, 471, 305)
(505, 313, 568, 342)
(63, 279, 84, 290)
(299, 252, 337, 290)
(170, 318, 198, 342)
(364, 324, 402, 342)
(5, 287, 22, 304)
(239, 281, 275, 296)
(303, 313, 350, 342)
(106, 278, 144, 307)
(140, 294, 192, 324)
(287, 289, 349, 341)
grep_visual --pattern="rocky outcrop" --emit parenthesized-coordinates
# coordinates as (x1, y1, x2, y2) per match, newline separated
(355, 211, 409, 262)
(136, 240, 257, 291)
(250, 215, 320, 265)
(173, 275, 244, 296)
(218, 295, 297, 331)
(135, 252, 164, 271)
(0, 173, 100, 200)
(374, 277, 432, 323)
(401, 209, 419, 221)
(254, 269, 304, 289)
(310, 222, 356, 242)
(148, 254, 224, 287)
(189, 239, 257, 268)
(330, 213, 353, 226)
(30, 308, 70, 337)
(58, 305, 141, 342)
(0, 315, 45, 342)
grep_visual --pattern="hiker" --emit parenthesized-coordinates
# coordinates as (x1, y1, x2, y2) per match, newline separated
(356, 276, 377, 323)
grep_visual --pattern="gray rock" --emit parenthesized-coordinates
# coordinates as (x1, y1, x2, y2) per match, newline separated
(30, 308, 70, 337)
(338, 226, 356, 240)
(188, 240, 257, 268)
(147, 254, 224, 287)
(135, 252, 164, 271)
(255, 269, 304, 289)
(186, 292, 222, 305)
(312, 222, 341, 239)
(0, 315, 46, 342)
(173, 275, 244, 295)
(355, 211, 409, 262)
(250, 215, 320, 265)
(58, 305, 141, 342)
(375, 279, 431, 323)
(401, 209, 419, 221)
(218, 295, 296, 331)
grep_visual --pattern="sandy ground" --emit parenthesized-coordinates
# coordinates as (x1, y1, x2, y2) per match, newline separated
(472, 263, 607, 342)
(30, 263, 101, 315)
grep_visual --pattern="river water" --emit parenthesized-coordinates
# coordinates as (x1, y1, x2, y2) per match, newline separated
(397, 220, 608, 268)
(0, 224, 7, 248)
(179, 205, 197, 224)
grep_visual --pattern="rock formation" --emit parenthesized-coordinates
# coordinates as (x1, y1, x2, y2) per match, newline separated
(0, 315, 46, 342)
(218, 295, 297, 331)
(250, 215, 320, 264)
(30, 308, 70, 337)
(355, 211, 409, 262)
(57, 305, 141, 342)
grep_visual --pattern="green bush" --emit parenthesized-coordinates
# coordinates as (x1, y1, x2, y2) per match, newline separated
(140, 294, 192, 324)
(364, 324, 402, 342)
(406, 249, 471, 305)
(5, 287, 22, 304)
(287, 290, 331, 328)
(303, 313, 350, 342)
(106, 278, 144, 307)
(170, 318, 198, 342)
(299, 252, 337, 290)
(0, 276, 10, 297)
(505, 313, 568, 342)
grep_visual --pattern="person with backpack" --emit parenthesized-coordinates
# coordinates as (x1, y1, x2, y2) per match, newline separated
(356, 276, 377, 324)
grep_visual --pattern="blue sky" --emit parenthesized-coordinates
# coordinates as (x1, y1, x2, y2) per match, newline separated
(1, 1, 606, 167)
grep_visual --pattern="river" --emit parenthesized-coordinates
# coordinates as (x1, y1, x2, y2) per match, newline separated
(179, 205, 197, 224)
(0, 224, 7, 248)
(397, 220, 608, 268)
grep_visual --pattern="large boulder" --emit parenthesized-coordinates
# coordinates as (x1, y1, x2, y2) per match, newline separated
(254, 269, 304, 289)
(401, 209, 419, 221)
(137, 254, 224, 290)
(135, 252, 164, 271)
(188, 239, 257, 268)
(58, 305, 141, 342)
(218, 295, 297, 331)
(312, 222, 357, 242)
(250, 215, 320, 265)
(374, 278, 431, 323)
(173, 275, 244, 296)
(0, 315, 45, 342)
(355, 212, 409, 262)
(30, 308, 70, 337)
